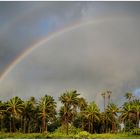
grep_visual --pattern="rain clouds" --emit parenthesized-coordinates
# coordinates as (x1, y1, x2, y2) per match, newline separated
(0, 2, 140, 108)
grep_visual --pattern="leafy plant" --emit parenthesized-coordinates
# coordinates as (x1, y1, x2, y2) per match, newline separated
(131, 128, 140, 135)
(75, 131, 91, 138)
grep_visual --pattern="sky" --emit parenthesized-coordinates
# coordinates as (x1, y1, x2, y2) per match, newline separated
(0, 2, 140, 109)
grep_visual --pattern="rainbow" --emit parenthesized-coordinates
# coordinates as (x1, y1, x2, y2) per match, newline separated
(0, 18, 109, 83)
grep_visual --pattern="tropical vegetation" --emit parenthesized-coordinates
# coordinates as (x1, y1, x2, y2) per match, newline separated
(0, 90, 140, 138)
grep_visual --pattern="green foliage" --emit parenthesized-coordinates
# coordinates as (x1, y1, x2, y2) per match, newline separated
(54, 125, 80, 134)
(0, 90, 140, 136)
(1, 132, 140, 138)
(131, 128, 140, 135)
(48, 119, 61, 132)
(125, 120, 136, 132)
(0, 133, 50, 139)
(74, 131, 91, 138)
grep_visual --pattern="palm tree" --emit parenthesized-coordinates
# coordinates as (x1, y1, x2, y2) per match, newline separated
(59, 90, 80, 135)
(119, 102, 134, 131)
(7, 96, 24, 132)
(107, 90, 112, 105)
(78, 97, 87, 130)
(29, 96, 37, 108)
(101, 92, 106, 112)
(38, 95, 56, 133)
(132, 99, 140, 128)
(22, 100, 33, 133)
(83, 101, 100, 133)
(27, 97, 37, 133)
(0, 101, 6, 131)
(106, 103, 119, 133)
(125, 92, 133, 102)
(59, 106, 73, 132)
(78, 97, 87, 111)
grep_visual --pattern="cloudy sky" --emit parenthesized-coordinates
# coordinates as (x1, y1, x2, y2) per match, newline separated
(0, 2, 140, 109)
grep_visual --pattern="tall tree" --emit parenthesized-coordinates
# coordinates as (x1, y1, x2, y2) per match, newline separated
(59, 90, 80, 135)
(7, 96, 24, 132)
(22, 100, 34, 133)
(132, 99, 140, 128)
(0, 101, 6, 131)
(107, 90, 112, 105)
(106, 103, 119, 133)
(119, 102, 134, 131)
(101, 92, 106, 112)
(83, 102, 100, 133)
(38, 95, 56, 133)
(78, 97, 87, 130)
(125, 92, 133, 102)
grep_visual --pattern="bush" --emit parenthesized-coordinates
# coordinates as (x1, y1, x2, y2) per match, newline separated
(74, 131, 91, 138)
(131, 128, 140, 135)
(54, 125, 80, 135)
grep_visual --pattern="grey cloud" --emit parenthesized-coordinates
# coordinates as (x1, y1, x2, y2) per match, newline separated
(1, 18, 140, 110)
(1, 2, 140, 110)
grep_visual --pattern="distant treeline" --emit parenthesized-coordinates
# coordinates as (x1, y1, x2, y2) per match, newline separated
(0, 90, 139, 134)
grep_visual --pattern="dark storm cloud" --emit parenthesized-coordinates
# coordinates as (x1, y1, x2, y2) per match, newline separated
(1, 17, 140, 109)
(1, 2, 140, 108)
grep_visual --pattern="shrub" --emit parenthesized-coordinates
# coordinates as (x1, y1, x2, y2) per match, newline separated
(54, 125, 80, 135)
(131, 128, 140, 135)
(74, 131, 91, 138)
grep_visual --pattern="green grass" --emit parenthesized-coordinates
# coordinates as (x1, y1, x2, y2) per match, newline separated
(89, 133, 140, 139)
(0, 132, 140, 139)
(0, 132, 50, 139)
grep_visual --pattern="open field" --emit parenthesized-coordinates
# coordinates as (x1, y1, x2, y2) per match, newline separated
(0, 132, 140, 139)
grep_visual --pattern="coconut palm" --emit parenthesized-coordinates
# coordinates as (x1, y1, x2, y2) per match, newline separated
(132, 99, 140, 128)
(119, 102, 134, 131)
(38, 95, 56, 133)
(78, 97, 87, 130)
(78, 97, 87, 111)
(29, 96, 37, 109)
(107, 90, 112, 105)
(27, 97, 37, 133)
(125, 92, 133, 102)
(6, 96, 24, 132)
(83, 102, 100, 133)
(101, 92, 106, 112)
(59, 90, 80, 135)
(106, 103, 119, 133)
(0, 101, 6, 131)
(59, 106, 73, 131)
(22, 100, 34, 133)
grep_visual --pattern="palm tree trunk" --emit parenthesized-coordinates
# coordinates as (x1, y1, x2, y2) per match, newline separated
(66, 119, 69, 135)
(10, 116, 12, 133)
(24, 117, 26, 133)
(21, 116, 22, 132)
(105, 119, 107, 133)
(108, 96, 110, 105)
(28, 120, 31, 133)
(13, 116, 15, 132)
(91, 123, 93, 134)
(82, 116, 84, 130)
(42, 116, 46, 132)
(104, 97, 105, 112)
(88, 122, 90, 133)
(45, 124, 48, 133)
(128, 112, 130, 130)
(136, 112, 139, 128)
(112, 122, 115, 133)
(0, 117, 2, 131)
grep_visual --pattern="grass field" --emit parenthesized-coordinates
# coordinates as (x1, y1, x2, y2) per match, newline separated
(0, 132, 140, 139)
